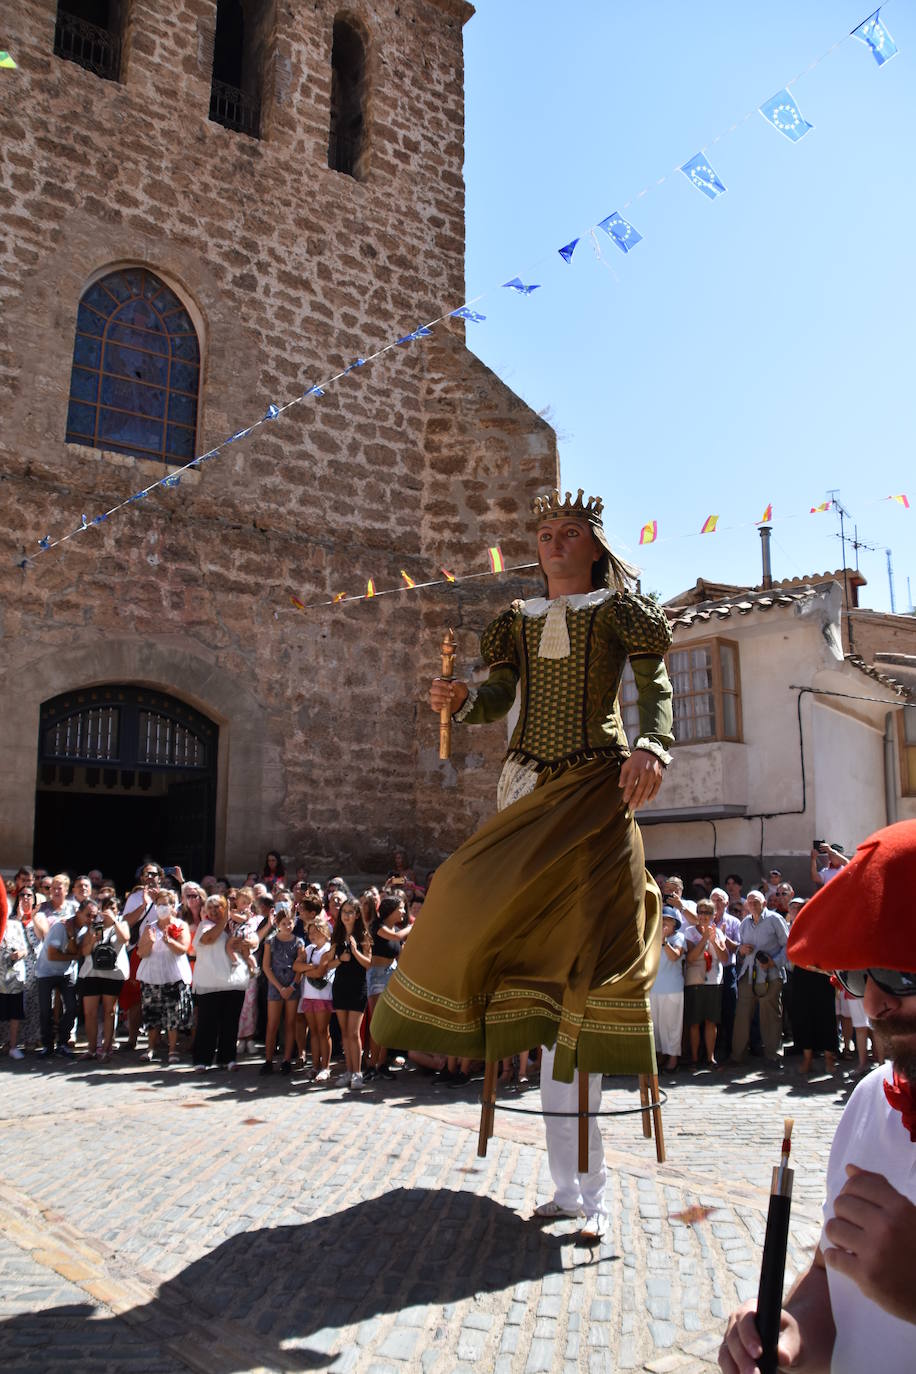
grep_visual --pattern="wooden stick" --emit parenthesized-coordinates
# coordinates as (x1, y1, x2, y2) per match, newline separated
(578, 1070, 589, 1175)
(648, 1073, 666, 1163)
(477, 1061, 497, 1157)
(638, 1074, 652, 1138)
(439, 627, 456, 760)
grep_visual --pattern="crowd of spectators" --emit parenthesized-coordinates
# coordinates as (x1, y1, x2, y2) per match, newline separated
(1, 841, 873, 1086)
(0, 848, 449, 1089)
(648, 843, 874, 1076)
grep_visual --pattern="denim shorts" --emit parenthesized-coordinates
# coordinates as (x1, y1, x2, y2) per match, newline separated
(366, 964, 394, 999)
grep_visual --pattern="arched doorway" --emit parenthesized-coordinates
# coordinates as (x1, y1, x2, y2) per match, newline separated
(35, 686, 217, 891)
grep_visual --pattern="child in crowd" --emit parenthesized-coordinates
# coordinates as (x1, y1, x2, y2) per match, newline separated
(227, 887, 259, 977)
(260, 906, 304, 1076)
(294, 915, 335, 1081)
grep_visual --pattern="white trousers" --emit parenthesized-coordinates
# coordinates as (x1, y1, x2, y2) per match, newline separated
(650, 990, 684, 1056)
(540, 1043, 607, 1216)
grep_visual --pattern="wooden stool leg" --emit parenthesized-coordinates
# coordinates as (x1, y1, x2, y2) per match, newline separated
(578, 1070, 589, 1175)
(648, 1072, 666, 1163)
(477, 1062, 498, 1157)
(638, 1074, 652, 1139)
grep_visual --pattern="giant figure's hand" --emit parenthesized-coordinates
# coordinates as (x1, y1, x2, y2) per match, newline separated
(429, 678, 469, 715)
(618, 749, 664, 810)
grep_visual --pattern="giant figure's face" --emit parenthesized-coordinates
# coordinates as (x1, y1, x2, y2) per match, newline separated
(536, 518, 602, 587)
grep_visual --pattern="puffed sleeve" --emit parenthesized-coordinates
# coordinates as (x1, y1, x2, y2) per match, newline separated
(609, 592, 675, 760)
(453, 607, 520, 726)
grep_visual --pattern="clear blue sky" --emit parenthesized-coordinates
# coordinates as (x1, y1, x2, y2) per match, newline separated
(461, 1, 915, 611)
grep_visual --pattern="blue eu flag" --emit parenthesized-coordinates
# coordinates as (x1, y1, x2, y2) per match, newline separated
(759, 89, 813, 142)
(852, 10, 897, 66)
(503, 278, 541, 295)
(680, 153, 727, 200)
(598, 213, 642, 253)
(558, 238, 579, 264)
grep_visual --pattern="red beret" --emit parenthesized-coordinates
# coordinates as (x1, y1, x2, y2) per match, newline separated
(787, 820, 916, 973)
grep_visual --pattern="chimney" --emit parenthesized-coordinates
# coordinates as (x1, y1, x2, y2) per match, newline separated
(759, 524, 773, 590)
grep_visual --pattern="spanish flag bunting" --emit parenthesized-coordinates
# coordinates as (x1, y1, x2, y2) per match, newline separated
(759, 503, 773, 524)
(440, 567, 456, 582)
(700, 515, 718, 535)
(810, 501, 832, 514)
(639, 520, 658, 546)
(0, 52, 18, 69)
(333, 592, 347, 603)
(889, 494, 910, 509)
(400, 570, 416, 589)
(290, 595, 306, 611)
(366, 579, 376, 598)
(488, 546, 505, 574)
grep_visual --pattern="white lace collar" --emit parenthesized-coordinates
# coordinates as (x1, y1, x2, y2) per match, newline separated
(521, 588, 614, 618)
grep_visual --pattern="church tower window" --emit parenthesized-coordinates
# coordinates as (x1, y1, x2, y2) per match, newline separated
(53, 0, 123, 82)
(328, 16, 367, 178)
(65, 267, 201, 466)
(209, 0, 270, 139)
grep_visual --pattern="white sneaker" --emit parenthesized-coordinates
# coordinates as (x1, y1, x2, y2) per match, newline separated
(227, 1061, 238, 1072)
(315, 1067, 331, 1082)
(533, 1199, 582, 1219)
(350, 1072, 363, 1089)
(579, 1213, 607, 1241)
(9, 1046, 24, 1060)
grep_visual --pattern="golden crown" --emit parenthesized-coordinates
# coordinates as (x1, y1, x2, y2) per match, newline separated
(531, 489, 605, 525)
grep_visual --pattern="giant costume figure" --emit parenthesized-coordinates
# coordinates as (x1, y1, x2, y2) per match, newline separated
(372, 491, 674, 1091)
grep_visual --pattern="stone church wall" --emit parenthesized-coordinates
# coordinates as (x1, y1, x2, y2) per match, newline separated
(0, 0, 557, 874)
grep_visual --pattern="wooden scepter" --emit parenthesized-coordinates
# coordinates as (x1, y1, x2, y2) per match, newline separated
(439, 628, 456, 760)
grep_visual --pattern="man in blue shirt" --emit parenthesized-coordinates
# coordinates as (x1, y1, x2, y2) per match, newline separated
(730, 889, 788, 1066)
(35, 905, 87, 1057)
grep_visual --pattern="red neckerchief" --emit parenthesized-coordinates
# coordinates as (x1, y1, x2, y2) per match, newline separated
(884, 1069, 916, 1142)
(703, 949, 713, 973)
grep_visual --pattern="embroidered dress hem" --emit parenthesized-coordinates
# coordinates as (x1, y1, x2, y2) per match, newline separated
(371, 755, 661, 1083)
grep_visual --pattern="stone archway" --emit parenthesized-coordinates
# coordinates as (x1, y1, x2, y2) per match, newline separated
(0, 638, 272, 878)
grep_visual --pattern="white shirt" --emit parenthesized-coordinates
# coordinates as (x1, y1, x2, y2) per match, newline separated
(192, 919, 250, 993)
(136, 910, 191, 986)
(822, 1065, 916, 1373)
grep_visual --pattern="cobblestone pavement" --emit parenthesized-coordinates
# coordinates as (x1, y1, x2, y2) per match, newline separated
(0, 1048, 855, 1373)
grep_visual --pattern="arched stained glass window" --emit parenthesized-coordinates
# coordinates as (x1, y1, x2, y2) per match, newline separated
(66, 267, 201, 465)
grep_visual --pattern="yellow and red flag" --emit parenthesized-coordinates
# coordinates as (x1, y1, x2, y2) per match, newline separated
(759, 503, 773, 523)
(487, 546, 505, 574)
(440, 567, 456, 583)
(639, 520, 658, 546)
(810, 501, 832, 514)
(290, 595, 306, 612)
(400, 570, 416, 589)
(700, 515, 718, 535)
(889, 494, 910, 509)
(332, 592, 347, 603)
(366, 579, 376, 598)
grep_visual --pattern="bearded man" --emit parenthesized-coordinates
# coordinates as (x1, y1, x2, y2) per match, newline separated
(720, 819, 916, 1373)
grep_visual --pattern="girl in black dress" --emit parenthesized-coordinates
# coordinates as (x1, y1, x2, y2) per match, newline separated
(329, 899, 372, 1089)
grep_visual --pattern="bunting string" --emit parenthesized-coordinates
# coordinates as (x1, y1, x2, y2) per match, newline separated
(291, 494, 908, 612)
(10, 6, 901, 573)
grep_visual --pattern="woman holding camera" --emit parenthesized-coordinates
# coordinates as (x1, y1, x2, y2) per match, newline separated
(77, 897, 130, 1061)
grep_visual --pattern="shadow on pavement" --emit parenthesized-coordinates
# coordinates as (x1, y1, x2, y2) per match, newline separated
(0, 1188, 594, 1372)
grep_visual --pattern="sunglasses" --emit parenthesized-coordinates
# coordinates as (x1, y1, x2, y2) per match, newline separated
(835, 968, 916, 999)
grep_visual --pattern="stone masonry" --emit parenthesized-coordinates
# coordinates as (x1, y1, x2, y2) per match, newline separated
(0, 0, 558, 873)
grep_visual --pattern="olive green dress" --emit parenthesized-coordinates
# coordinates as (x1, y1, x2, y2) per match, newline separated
(371, 588, 674, 1082)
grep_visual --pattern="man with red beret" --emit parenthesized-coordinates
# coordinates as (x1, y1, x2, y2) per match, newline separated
(719, 818, 916, 1374)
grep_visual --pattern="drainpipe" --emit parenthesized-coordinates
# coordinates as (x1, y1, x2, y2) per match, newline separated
(884, 712, 899, 826)
(759, 525, 773, 590)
